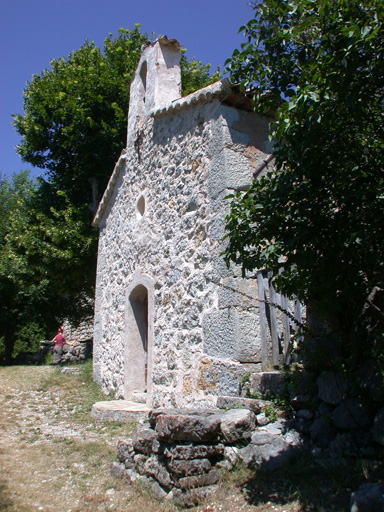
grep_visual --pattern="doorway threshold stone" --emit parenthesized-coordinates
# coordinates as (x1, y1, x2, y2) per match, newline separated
(91, 400, 150, 423)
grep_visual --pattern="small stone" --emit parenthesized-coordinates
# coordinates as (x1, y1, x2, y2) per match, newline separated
(110, 462, 126, 479)
(132, 425, 157, 455)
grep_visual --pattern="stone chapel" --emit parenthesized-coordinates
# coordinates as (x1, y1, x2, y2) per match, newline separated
(92, 37, 275, 409)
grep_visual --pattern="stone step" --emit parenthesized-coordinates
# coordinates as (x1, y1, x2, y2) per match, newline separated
(91, 400, 150, 423)
(216, 396, 273, 414)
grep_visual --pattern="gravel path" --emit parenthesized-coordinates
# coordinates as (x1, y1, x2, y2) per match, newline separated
(0, 365, 297, 512)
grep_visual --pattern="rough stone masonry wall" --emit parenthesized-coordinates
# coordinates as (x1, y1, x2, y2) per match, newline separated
(93, 94, 272, 408)
(111, 407, 301, 508)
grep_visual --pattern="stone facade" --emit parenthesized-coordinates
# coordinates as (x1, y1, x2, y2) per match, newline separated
(92, 37, 273, 408)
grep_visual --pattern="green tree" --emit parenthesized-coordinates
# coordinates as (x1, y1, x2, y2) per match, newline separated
(13, 27, 221, 211)
(13, 26, 149, 212)
(181, 51, 221, 97)
(224, 1, 384, 365)
(0, 172, 96, 363)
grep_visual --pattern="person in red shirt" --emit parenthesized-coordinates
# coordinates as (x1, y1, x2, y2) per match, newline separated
(51, 327, 65, 364)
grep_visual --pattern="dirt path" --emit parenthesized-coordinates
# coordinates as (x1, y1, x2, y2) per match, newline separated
(0, 364, 303, 511)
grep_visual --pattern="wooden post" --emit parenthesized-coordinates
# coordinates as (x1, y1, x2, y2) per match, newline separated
(268, 272, 279, 367)
(280, 294, 291, 365)
(257, 271, 268, 364)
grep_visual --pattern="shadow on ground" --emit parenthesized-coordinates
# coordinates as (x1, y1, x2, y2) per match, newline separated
(237, 446, 383, 512)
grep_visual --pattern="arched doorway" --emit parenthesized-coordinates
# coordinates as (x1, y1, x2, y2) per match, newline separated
(125, 273, 154, 405)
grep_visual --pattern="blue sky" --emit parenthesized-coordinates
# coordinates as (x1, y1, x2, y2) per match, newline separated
(0, 0, 253, 180)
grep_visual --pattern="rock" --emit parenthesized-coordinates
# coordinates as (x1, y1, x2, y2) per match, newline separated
(61, 367, 80, 375)
(239, 436, 294, 470)
(216, 396, 272, 414)
(110, 461, 126, 479)
(332, 398, 370, 430)
(317, 371, 348, 405)
(178, 470, 219, 490)
(133, 454, 149, 475)
(144, 455, 173, 489)
(132, 425, 158, 455)
(256, 412, 270, 426)
(167, 458, 211, 477)
(372, 407, 384, 445)
(116, 439, 135, 468)
(350, 483, 384, 512)
(249, 371, 286, 399)
(155, 411, 221, 443)
(172, 486, 216, 508)
(224, 446, 239, 467)
(357, 360, 384, 402)
(239, 420, 301, 470)
(163, 443, 224, 460)
(219, 408, 256, 444)
(150, 480, 168, 501)
(296, 409, 314, 420)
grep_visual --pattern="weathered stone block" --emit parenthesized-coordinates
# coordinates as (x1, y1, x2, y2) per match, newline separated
(133, 453, 149, 475)
(249, 371, 286, 399)
(163, 443, 224, 460)
(155, 412, 221, 443)
(116, 439, 135, 468)
(219, 408, 256, 444)
(217, 396, 272, 414)
(167, 457, 211, 477)
(178, 469, 219, 490)
(132, 425, 158, 455)
(144, 455, 173, 490)
(202, 309, 237, 360)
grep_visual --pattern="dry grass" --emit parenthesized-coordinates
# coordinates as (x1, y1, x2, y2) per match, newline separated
(0, 362, 378, 512)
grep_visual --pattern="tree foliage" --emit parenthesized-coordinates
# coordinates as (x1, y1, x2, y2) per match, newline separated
(0, 172, 96, 363)
(224, 1, 384, 362)
(13, 27, 221, 211)
(13, 26, 149, 211)
(181, 51, 221, 97)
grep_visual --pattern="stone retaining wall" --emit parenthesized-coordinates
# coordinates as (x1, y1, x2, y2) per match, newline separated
(111, 407, 301, 507)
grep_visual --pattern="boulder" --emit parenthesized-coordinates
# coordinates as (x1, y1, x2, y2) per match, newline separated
(155, 411, 221, 443)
